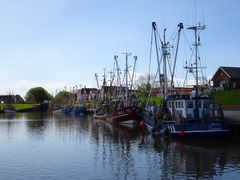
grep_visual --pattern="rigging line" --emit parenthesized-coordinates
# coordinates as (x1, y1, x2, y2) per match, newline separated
(167, 56, 173, 83)
(183, 30, 192, 51)
(183, 48, 194, 87)
(169, 29, 178, 42)
(183, 69, 189, 88)
(155, 25, 163, 44)
(146, 67, 159, 108)
(199, 57, 205, 85)
(197, 45, 206, 85)
(156, 32, 162, 54)
(148, 27, 154, 84)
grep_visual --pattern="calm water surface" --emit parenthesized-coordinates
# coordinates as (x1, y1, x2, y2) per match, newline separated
(0, 113, 240, 180)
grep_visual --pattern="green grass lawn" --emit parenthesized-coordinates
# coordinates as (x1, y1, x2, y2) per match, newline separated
(213, 89, 240, 105)
(0, 104, 36, 111)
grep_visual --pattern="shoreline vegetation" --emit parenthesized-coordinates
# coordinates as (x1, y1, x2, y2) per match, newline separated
(1, 89, 240, 113)
(0, 103, 44, 113)
(213, 89, 240, 105)
(213, 89, 240, 111)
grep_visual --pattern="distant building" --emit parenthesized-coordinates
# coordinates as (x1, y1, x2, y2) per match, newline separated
(152, 87, 193, 96)
(75, 88, 99, 102)
(0, 95, 25, 104)
(211, 66, 240, 89)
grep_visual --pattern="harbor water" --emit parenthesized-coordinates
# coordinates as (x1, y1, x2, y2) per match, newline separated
(0, 113, 240, 179)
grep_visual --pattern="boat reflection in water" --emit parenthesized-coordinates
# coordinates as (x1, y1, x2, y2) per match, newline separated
(144, 135, 240, 179)
(0, 113, 240, 179)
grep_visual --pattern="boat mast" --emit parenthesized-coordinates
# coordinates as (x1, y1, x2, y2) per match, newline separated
(170, 23, 184, 89)
(187, 23, 205, 118)
(95, 73, 100, 90)
(114, 55, 121, 98)
(114, 55, 121, 87)
(130, 56, 137, 90)
(162, 28, 169, 99)
(102, 68, 107, 101)
(152, 22, 163, 97)
(123, 52, 131, 106)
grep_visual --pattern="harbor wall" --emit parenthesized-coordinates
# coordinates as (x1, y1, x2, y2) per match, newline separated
(223, 105, 240, 125)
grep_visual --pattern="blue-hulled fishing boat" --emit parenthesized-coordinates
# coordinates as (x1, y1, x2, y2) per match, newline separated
(143, 22, 229, 138)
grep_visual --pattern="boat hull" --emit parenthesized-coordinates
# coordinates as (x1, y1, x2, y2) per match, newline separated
(106, 106, 142, 125)
(93, 113, 107, 120)
(144, 115, 229, 137)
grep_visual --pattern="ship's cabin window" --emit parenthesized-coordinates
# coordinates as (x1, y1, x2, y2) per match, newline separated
(181, 101, 184, 108)
(178, 101, 180, 108)
(198, 101, 202, 108)
(203, 101, 210, 108)
(187, 101, 193, 108)
(168, 101, 171, 108)
(172, 102, 174, 108)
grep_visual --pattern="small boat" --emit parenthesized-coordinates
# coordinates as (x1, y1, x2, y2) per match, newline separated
(4, 104, 16, 114)
(4, 109, 15, 113)
(93, 113, 107, 120)
(93, 104, 109, 120)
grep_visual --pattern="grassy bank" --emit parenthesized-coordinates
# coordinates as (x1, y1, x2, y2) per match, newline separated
(0, 104, 36, 111)
(213, 89, 240, 105)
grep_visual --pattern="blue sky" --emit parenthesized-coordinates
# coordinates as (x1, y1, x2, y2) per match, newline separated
(0, 0, 239, 97)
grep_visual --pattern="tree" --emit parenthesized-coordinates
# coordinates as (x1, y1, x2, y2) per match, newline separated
(25, 87, 52, 103)
(53, 90, 72, 107)
(135, 75, 151, 105)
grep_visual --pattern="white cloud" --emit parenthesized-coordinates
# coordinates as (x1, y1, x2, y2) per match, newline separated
(0, 80, 69, 99)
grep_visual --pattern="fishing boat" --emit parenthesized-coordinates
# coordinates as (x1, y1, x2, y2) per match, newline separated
(105, 54, 143, 125)
(143, 22, 229, 137)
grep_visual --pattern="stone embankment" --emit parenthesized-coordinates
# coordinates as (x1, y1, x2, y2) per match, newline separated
(223, 105, 240, 125)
